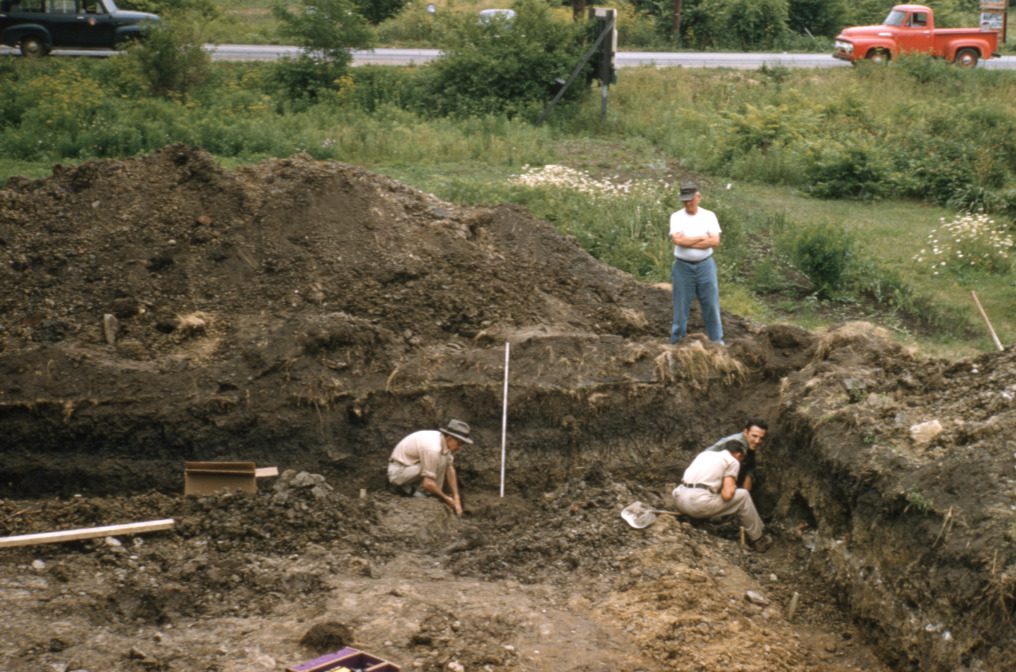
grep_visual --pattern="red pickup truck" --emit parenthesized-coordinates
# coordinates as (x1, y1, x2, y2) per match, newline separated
(833, 4, 1000, 67)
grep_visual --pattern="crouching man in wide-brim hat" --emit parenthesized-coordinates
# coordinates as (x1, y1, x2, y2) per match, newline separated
(387, 419, 474, 516)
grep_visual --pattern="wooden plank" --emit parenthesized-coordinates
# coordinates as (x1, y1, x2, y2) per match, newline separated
(0, 518, 175, 549)
(255, 466, 279, 478)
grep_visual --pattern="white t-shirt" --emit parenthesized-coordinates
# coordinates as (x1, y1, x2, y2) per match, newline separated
(669, 207, 721, 262)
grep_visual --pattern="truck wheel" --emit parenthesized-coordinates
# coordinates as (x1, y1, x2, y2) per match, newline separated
(19, 36, 49, 57)
(866, 49, 890, 65)
(954, 48, 979, 68)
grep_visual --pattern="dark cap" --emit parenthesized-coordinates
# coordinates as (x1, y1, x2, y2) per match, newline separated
(440, 418, 474, 445)
(679, 180, 699, 202)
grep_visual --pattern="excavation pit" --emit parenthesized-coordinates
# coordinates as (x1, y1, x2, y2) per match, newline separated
(1, 147, 1014, 671)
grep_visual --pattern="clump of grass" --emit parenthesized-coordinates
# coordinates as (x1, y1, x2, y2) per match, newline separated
(904, 487, 934, 514)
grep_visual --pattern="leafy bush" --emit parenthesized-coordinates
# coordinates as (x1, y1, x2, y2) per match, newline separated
(804, 140, 889, 200)
(272, 0, 374, 100)
(271, 56, 349, 105)
(352, 0, 408, 25)
(894, 52, 961, 86)
(685, 0, 789, 49)
(120, 14, 211, 99)
(787, 0, 847, 37)
(421, 0, 589, 119)
(789, 221, 854, 298)
(376, 0, 441, 45)
(347, 66, 420, 113)
(842, 0, 894, 26)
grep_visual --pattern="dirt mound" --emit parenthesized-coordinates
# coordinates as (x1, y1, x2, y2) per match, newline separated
(1, 146, 1015, 672)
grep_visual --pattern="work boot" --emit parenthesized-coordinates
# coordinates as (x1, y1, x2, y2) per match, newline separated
(750, 534, 773, 553)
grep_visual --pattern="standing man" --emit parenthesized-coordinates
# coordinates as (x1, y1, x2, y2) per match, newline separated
(673, 440, 772, 552)
(707, 418, 768, 492)
(387, 419, 473, 516)
(669, 180, 723, 345)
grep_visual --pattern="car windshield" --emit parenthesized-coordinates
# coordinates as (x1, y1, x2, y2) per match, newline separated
(884, 9, 906, 26)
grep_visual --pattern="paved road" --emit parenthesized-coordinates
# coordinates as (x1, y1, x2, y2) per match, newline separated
(3, 44, 1015, 69)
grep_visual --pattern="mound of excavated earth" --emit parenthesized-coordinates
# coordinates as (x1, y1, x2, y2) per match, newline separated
(0, 146, 1013, 672)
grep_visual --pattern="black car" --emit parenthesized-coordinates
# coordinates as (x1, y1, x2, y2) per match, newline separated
(0, 0, 158, 56)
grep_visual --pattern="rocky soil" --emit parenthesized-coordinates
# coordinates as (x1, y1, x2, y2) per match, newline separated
(0, 146, 1014, 672)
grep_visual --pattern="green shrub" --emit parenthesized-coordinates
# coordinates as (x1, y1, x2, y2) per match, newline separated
(376, 0, 441, 45)
(789, 221, 854, 298)
(347, 66, 421, 112)
(686, 0, 789, 49)
(894, 52, 961, 86)
(421, 0, 589, 119)
(717, 102, 817, 163)
(615, 7, 671, 49)
(272, 0, 374, 100)
(787, 0, 847, 36)
(353, 0, 408, 25)
(271, 57, 350, 105)
(804, 139, 889, 200)
(121, 13, 212, 99)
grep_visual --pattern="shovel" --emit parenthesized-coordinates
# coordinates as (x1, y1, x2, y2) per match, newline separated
(620, 501, 683, 529)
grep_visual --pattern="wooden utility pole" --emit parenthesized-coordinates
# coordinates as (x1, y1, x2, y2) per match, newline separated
(673, 0, 682, 42)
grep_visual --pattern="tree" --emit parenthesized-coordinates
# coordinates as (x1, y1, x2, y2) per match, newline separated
(680, 0, 788, 49)
(125, 13, 211, 99)
(272, 0, 374, 100)
(421, 0, 589, 118)
(787, 0, 847, 37)
(351, 0, 407, 25)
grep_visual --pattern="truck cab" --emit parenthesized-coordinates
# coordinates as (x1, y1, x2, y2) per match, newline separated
(0, 0, 158, 56)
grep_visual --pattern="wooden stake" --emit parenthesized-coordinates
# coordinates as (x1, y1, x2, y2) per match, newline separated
(0, 519, 175, 549)
(971, 290, 1004, 352)
(787, 591, 800, 620)
(739, 526, 746, 548)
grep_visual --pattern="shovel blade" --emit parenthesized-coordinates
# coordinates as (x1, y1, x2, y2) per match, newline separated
(621, 501, 658, 529)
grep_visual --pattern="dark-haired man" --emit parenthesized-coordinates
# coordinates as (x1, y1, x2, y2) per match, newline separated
(706, 418, 768, 492)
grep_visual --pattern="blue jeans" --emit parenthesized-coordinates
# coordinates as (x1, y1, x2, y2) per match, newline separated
(671, 256, 723, 344)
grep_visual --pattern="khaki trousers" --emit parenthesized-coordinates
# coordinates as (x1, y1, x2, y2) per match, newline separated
(672, 485, 764, 541)
(387, 454, 450, 492)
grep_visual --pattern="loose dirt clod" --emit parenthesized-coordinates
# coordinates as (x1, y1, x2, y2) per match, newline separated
(1, 146, 1014, 672)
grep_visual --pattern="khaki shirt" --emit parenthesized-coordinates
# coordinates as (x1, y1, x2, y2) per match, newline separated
(389, 430, 451, 481)
(680, 449, 740, 492)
